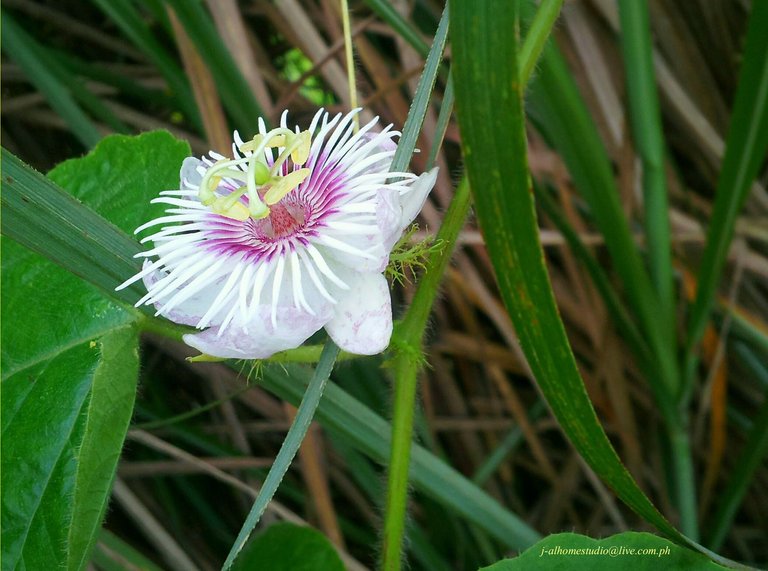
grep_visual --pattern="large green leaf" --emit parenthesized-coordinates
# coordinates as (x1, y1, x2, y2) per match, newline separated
(47, 130, 191, 235)
(1, 327, 139, 570)
(232, 523, 344, 571)
(1, 132, 192, 310)
(1, 131, 191, 570)
(481, 532, 727, 571)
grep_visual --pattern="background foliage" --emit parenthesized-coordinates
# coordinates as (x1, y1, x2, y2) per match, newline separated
(2, 0, 767, 570)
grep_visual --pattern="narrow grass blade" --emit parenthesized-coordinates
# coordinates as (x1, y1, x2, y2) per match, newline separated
(618, 0, 674, 323)
(2, 12, 102, 148)
(526, 39, 681, 414)
(259, 364, 541, 550)
(452, 0, 707, 559)
(472, 401, 546, 486)
(705, 349, 768, 551)
(89, 0, 202, 130)
(389, 5, 449, 173)
(221, 341, 340, 571)
(93, 530, 164, 571)
(426, 72, 454, 170)
(164, 0, 264, 134)
(362, 0, 429, 57)
(685, 0, 768, 386)
(518, 0, 564, 86)
(1, 149, 144, 306)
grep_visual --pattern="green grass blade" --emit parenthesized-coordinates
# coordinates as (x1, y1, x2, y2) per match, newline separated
(472, 401, 546, 487)
(426, 73, 454, 170)
(362, 0, 430, 57)
(259, 364, 541, 550)
(2, 12, 102, 148)
(92, 530, 164, 571)
(705, 350, 768, 551)
(221, 342, 340, 571)
(163, 0, 264, 133)
(389, 5, 449, 173)
(451, 0, 706, 558)
(1, 149, 145, 306)
(526, 36, 680, 402)
(89, 0, 202, 130)
(519, 0, 564, 86)
(684, 0, 768, 385)
(618, 0, 674, 324)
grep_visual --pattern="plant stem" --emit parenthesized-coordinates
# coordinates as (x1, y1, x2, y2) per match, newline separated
(669, 422, 699, 540)
(340, 0, 359, 129)
(381, 178, 471, 571)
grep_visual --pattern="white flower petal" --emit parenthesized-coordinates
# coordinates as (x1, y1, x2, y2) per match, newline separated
(322, 188, 401, 273)
(325, 272, 392, 355)
(180, 157, 204, 189)
(183, 305, 331, 359)
(399, 167, 438, 230)
(142, 264, 223, 327)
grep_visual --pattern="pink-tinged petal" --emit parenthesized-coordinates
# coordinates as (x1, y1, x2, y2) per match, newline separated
(325, 272, 392, 355)
(399, 167, 438, 229)
(184, 305, 331, 359)
(142, 264, 218, 327)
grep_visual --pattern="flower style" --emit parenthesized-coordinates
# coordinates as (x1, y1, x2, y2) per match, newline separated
(117, 109, 437, 359)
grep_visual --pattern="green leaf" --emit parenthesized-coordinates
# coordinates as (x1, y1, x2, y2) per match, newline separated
(1, 132, 192, 309)
(47, 130, 191, 235)
(1, 327, 139, 570)
(481, 532, 727, 571)
(232, 523, 344, 571)
(1, 130, 190, 570)
(450, 0, 700, 559)
(0, 234, 137, 380)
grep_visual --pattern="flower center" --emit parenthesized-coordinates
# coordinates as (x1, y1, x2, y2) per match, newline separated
(198, 128, 312, 221)
(262, 201, 306, 239)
